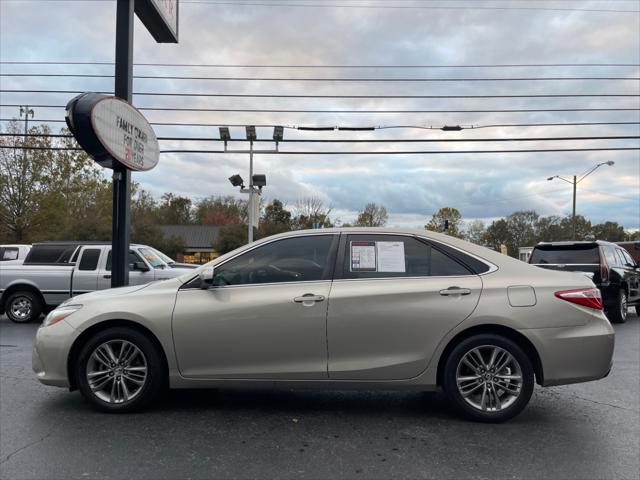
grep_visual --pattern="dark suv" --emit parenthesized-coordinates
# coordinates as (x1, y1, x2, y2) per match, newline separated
(529, 240, 640, 323)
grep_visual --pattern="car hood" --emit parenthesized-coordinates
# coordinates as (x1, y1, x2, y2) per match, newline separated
(65, 283, 153, 304)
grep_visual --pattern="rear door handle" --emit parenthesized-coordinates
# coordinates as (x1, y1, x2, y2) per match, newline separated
(439, 287, 472, 296)
(103, 275, 111, 279)
(293, 294, 326, 304)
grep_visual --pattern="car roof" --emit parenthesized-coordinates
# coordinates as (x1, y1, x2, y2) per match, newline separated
(31, 241, 143, 247)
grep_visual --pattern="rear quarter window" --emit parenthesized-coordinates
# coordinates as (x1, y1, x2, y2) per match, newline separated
(24, 245, 77, 264)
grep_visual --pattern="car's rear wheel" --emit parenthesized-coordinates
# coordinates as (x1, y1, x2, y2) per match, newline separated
(608, 289, 627, 324)
(5, 291, 42, 323)
(75, 327, 166, 413)
(442, 334, 534, 422)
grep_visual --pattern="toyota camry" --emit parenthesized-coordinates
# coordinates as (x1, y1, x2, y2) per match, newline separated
(33, 228, 614, 422)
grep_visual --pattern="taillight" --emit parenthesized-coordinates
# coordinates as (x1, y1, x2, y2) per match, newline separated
(599, 252, 609, 283)
(554, 288, 603, 310)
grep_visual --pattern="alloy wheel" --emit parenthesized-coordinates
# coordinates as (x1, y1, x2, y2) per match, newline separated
(456, 345, 523, 412)
(86, 339, 148, 404)
(620, 292, 627, 321)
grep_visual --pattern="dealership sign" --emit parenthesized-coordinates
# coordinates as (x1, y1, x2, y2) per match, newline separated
(65, 93, 160, 172)
(136, 0, 179, 43)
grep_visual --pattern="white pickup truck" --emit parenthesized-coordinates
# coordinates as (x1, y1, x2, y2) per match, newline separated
(0, 242, 195, 323)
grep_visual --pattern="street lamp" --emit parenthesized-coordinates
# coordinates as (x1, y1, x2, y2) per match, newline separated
(547, 161, 615, 240)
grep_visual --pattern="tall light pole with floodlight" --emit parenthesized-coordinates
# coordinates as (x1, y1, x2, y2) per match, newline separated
(547, 161, 615, 240)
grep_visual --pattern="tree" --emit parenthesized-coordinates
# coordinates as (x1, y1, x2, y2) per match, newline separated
(482, 218, 511, 253)
(259, 199, 292, 237)
(626, 230, 640, 241)
(157, 193, 193, 225)
(214, 224, 248, 254)
(195, 195, 247, 225)
(292, 196, 333, 229)
(559, 215, 592, 241)
(535, 215, 563, 242)
(506, 210, 539, 252)
(592, 221, 626, 242)
(354, 203, 388, 227)
(425, 207, 463, 238)
(464, 219, 486, 245)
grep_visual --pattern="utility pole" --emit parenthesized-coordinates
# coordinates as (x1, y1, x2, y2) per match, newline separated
(547, 161, 615, 240)
(248, 139, 254, 243)
(111, 0, 134, 288)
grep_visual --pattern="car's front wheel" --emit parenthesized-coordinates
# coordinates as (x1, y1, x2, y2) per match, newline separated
(75, 327, 166, 413)
(442, 334, 534, 422)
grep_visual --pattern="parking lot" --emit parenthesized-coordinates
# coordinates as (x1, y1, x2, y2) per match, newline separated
(0, 313, 638, 480)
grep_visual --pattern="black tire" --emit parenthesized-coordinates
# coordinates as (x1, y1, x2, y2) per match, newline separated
(5, 291, 43, 323)
(75, 327, 166, 413)
(608, 289, 627, 324)
(442, 334, 535, 423)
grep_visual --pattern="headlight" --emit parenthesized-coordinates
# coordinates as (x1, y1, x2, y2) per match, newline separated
(42, 304, 82, 327)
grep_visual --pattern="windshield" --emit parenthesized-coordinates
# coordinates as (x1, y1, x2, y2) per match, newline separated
(138, 247, 169, 269)
(149, 247, 175, 265)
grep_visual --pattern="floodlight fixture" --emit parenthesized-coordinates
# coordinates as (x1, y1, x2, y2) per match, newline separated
(228, 174, 244, 187)
(246, 125, 257, 141)
(252, 174, 267, 188)
(219, 127, 230, 141)
(605, 161, 615, 166)
(273, 126, 284, 142)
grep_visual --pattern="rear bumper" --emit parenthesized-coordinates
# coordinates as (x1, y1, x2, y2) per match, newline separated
(521, 312, 615, 387)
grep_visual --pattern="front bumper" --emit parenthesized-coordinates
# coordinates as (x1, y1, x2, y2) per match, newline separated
(32, 320, 76, 388)
(522, 312, 615, 387)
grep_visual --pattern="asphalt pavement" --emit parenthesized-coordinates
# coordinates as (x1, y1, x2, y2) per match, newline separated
(1, 313, 638, 480)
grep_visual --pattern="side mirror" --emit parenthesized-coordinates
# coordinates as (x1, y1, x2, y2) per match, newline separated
(134, 261, 150, 272)
(199, 266, 215, 289)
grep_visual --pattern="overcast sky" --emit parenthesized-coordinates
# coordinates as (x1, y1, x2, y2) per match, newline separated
(1, 0, 639, 229)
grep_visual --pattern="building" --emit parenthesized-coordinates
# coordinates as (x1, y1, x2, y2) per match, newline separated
(158, 225, 221, 264)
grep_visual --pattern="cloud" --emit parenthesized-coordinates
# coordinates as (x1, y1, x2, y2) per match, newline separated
(1, 0, 638, 228)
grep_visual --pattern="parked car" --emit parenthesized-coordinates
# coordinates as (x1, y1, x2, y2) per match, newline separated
(32, 228, 614, 422)
(529, 240, 640, 323)
(0, 242, 195, 323)
(0, 244, 31, 264)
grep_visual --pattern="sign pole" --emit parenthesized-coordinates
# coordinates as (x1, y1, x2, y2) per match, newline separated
(112, 0, 135, 288)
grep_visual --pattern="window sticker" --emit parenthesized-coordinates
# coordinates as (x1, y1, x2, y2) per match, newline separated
(350, 241, 377, 271)
(377, 241, 406, 272)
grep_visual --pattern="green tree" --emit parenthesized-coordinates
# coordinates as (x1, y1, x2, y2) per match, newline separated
(214, 224, 248, 254)
(592, 221, 626, 242)
(482, 218, 511, 254)
(559, 215, 592, 240)
(157, 193, 193, 225)
(354, 203, 388, 227)
(259, 199, 292, 237)
(535, 215, 563, 242)
(425, 207, 463, 238)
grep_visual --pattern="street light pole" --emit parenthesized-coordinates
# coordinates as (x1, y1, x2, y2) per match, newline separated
(547, 161, 615, 240)
(248, 140, 254, 243)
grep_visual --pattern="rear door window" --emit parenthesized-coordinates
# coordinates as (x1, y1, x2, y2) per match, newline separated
(340, 235, 472, 279)
(530, 245, 600, 264)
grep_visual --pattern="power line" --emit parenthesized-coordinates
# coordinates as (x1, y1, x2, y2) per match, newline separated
(2, 61, 639, 68)
(3, 104, 639, 114)
(2, 89, 639, 99)
(2, 119, 640, 130)
(4, 146, 638, 155)
(4, 132, 639, 143)
(181, 0, 640, 14)
(1, 73, 638, 82)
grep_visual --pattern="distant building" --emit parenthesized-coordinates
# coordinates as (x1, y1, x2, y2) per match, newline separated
(518, 246, 533, 262)
(158, 225, 221, 264)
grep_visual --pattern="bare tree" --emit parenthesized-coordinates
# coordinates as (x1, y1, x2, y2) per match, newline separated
(354, 202, 388, 227)
(292, 196, 333, 229)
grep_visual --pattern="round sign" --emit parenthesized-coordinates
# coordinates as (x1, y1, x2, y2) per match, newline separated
(66, 93, 159, 171)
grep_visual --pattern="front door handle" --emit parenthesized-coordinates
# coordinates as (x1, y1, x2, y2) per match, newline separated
(293, 293, 325, 305)
(439, 287, 472, 296)
(103, 275, 111, 279)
